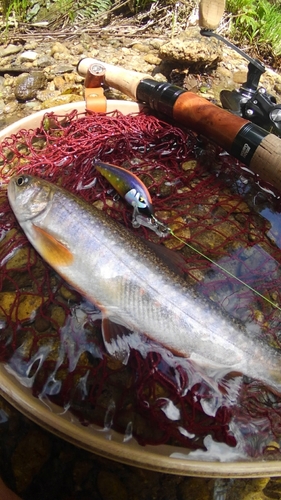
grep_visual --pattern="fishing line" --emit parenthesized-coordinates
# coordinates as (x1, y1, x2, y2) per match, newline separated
(166, 224, 281, 312)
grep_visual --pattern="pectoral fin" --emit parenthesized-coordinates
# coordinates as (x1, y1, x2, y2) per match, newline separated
(32, 224, 74, 266)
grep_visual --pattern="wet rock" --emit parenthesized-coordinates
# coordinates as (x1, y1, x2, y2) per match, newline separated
(11, 429, 51, 493)
(14, 71, 47, 101)
(36, 89, 60, 102)
(3, 100, 18, 114)
(0, 291, 46, 322)
(60, 82, 83, 95)
(214, 478, 271, 500)
(159, 27, 222, 68)
(41, 93, 82, 109)
(34, 315, 51, 333)
(264, 477, 281, 499)
(50, 305, 66, 327)
(97, 470, 128, 500)
(177, 477, 213, 500)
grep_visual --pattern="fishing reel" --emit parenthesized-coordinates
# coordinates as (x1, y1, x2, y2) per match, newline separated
(201, 29, 281, 137)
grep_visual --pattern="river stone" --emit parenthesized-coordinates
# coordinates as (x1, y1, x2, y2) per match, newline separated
(159, 27, 222, 68)
(11, 429, 51, 493)
(144, 53, 162, 65)
(41, 93, 82, 109)
(3, 101, 19, 114)
(0, 44, 22, 58)
(97, 470, 128, 500)
(19, 50, 38, 62)
(36, 55, 55, 68)
(14, 71, 47, 101)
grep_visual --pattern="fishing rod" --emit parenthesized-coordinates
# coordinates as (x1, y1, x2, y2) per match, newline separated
(77, 58, 281, 194)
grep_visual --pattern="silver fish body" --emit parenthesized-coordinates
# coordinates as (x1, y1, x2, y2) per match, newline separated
(7, 175, 281, 392)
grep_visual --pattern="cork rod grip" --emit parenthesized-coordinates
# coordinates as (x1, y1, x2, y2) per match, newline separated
(199, 0, 226, 29)
(77, 58, 149, 100)
(250, 134, 281, 191)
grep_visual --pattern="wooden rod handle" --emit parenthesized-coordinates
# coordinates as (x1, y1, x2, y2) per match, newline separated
(77, 58, 281, 192)
(77, 58, 150, 100)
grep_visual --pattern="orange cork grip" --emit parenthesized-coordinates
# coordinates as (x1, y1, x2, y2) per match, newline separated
(173, 92, 281, 191)
(173, 91, 248, 150)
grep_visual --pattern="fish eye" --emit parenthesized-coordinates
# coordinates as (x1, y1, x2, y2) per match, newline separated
(16, 176, 28, 187)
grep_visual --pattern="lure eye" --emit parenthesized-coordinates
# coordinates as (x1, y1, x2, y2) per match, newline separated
(139, 196, 146, 205)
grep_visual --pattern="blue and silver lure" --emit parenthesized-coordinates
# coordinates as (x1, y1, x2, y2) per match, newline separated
(94, 160, 169, 236)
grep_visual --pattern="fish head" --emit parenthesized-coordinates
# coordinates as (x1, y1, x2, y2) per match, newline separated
(8, 175, 54, 223)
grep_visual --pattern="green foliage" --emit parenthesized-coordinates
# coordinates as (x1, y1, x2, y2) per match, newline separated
(3, 0, 31, 21)
(226, 0, 281, 56)
(1, 0, 112, 24)
(75, 0, 112, 19)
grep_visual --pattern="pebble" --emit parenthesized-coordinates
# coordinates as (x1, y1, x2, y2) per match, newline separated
(3, 101, 18, 114)
(0, 43, 22, 58)
(97, 470, 128, 500)
(18, 50, 38, 62)
(144, 53, 162, 65)
(0, 291, 45, 322)
(11, 429, 51, 493)
(14, 71, 47, 101)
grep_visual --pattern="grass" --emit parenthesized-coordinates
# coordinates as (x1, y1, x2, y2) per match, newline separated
(226, 0, 281, 57)
(0, 0, 112, 24)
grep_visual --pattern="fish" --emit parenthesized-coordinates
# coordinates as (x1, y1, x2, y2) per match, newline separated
(7, 174, 281, 393)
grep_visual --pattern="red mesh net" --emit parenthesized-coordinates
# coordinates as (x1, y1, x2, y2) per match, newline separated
(1, 108, 281, 459)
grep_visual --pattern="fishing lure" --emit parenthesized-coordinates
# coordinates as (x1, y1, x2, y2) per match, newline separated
(94, 160, 169, 236)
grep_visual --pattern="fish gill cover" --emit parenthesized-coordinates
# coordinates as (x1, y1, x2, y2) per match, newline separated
(1, 109, 281, 460)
